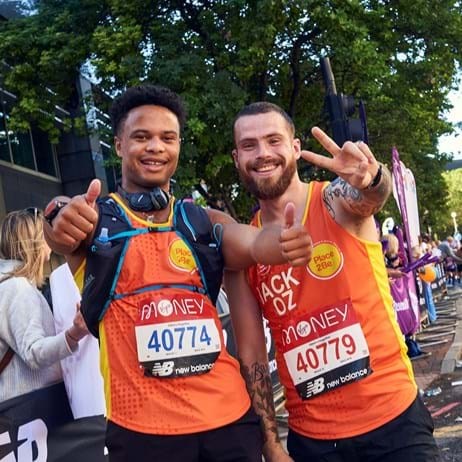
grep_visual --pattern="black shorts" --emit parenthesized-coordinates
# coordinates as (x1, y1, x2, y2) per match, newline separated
(105, 406, 262, 462)
(287, 395, 441, 462)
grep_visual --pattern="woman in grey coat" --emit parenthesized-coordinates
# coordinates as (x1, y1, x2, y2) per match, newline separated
(0, 208, 88, 402)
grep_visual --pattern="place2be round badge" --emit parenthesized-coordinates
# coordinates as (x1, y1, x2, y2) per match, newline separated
(307, 241, 344, 280)
(169, 238, 197, 272)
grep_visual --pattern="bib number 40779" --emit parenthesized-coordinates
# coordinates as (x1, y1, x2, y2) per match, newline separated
(296, 333, 356, 373)
(282, 299, 372, 400)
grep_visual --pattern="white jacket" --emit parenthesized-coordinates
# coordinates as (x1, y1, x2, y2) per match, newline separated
(0, 259, 73, 402)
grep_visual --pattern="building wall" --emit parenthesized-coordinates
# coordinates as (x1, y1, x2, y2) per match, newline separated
(0, 162, 62, 212)
(0, 74, 115, 216)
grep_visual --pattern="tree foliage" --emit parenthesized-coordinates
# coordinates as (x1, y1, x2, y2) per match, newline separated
(442, 169, 462, 236)
(0, 0, 461, 222)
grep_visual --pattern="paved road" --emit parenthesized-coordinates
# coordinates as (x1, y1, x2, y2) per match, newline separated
(425, 368, 462, 461)
(419, 288, 462, 461)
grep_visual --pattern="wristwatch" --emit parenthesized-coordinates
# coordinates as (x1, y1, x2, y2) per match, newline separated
(44, 199, 68, 226)
(365, 164, 383, 190)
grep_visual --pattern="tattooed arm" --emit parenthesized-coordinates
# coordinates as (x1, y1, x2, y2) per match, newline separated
(301, 127, 392, 238)
(322, 163, 392, 220)
(224, 270, 293, 462)
(239, 360, 286, 458)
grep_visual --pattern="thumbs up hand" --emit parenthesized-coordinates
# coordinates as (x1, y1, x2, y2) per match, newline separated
(44, 179, 101, 252)
(279, 202, 312, 267)
(283, 202, 296, 229)
(84, 178, 101, 209)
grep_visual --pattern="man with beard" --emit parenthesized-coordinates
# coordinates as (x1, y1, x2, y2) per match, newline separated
(44, 86, 312, 462)
(227, 102, 441, 462)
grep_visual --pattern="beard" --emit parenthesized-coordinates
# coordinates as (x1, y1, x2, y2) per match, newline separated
(239, 158, 297, 200)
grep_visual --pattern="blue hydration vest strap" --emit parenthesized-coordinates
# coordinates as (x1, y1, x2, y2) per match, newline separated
(81, 196, 224, 337)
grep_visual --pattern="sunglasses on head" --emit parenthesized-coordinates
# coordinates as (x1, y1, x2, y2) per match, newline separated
(25, 207, 41, 222)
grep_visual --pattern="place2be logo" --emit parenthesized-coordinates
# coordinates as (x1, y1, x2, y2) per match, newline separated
(307, 241, 344, 280)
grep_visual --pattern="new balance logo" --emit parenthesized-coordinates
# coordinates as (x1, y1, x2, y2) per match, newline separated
(305, 377, 325, 398)
(151, 361, 174, 377)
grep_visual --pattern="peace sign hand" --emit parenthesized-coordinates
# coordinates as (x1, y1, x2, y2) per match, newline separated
(300, 127, 379, 190)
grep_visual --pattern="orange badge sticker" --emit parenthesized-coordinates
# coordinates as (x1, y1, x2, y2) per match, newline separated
(307, 241, 343, 280)
(169, 239, 196, 272)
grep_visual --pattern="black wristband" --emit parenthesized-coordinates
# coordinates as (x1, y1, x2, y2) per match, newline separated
(366, 164, 382, 190)
(44, 200, 68, 226)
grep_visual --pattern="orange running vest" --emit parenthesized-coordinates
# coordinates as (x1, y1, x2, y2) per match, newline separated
(84, 195, 250, 435)
(248, 181, 417, 439)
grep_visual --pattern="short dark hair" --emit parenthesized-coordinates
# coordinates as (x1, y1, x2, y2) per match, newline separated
(233, 102, 295, 138)
(109, 85, 187, 136)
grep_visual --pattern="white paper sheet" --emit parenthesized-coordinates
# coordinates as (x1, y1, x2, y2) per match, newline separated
(50, 263, 106, 419)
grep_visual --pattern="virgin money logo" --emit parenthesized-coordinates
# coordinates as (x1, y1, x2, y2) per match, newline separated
(257, 264, 270, 277)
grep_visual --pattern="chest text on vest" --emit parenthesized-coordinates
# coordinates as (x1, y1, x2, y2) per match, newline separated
(140, 297, 204, 320)
(282, 302, 349, 346)
(256, 268, 300, 316)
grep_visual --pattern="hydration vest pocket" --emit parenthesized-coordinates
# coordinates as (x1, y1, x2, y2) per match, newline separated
(81, 236, 127, 337)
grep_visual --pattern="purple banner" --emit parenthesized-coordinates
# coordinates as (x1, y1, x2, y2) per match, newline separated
(389, 273, 420, 335)
(391, 148, 420, 333)
(392, 149, 412, 263)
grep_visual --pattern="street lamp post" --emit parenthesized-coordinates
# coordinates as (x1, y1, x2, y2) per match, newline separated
(423, 209, 431, 236)
(450, 211, 458, 235)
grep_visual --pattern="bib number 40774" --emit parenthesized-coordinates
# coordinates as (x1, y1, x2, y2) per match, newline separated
(135, 319, 221, 379)
(147, 324, 213, 352)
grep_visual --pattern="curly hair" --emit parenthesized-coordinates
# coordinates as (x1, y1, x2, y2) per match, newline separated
(0, 208, 47, 286)
(109, 85, 187, 136)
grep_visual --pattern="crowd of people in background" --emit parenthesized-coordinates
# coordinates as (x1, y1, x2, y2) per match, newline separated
(382, 230, 462, 288)
(380, 225, 462, 368)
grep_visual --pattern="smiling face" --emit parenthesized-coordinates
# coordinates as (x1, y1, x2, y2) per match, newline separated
(233, 111, 301, 200)
(114, 104, 181, 192)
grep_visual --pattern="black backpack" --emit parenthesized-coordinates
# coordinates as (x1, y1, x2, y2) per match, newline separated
(80, 196, 224, 337)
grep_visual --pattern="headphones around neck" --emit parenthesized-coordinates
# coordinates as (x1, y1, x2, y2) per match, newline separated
(118, 185, 170, 212)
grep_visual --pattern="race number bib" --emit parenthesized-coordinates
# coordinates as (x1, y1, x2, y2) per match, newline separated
(135, 293, 222, 378)
(281, 299, 371, 400)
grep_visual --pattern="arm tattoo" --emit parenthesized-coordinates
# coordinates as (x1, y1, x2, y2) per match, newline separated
(239, 359, 279, 444)
(323, 164, 392, 219)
